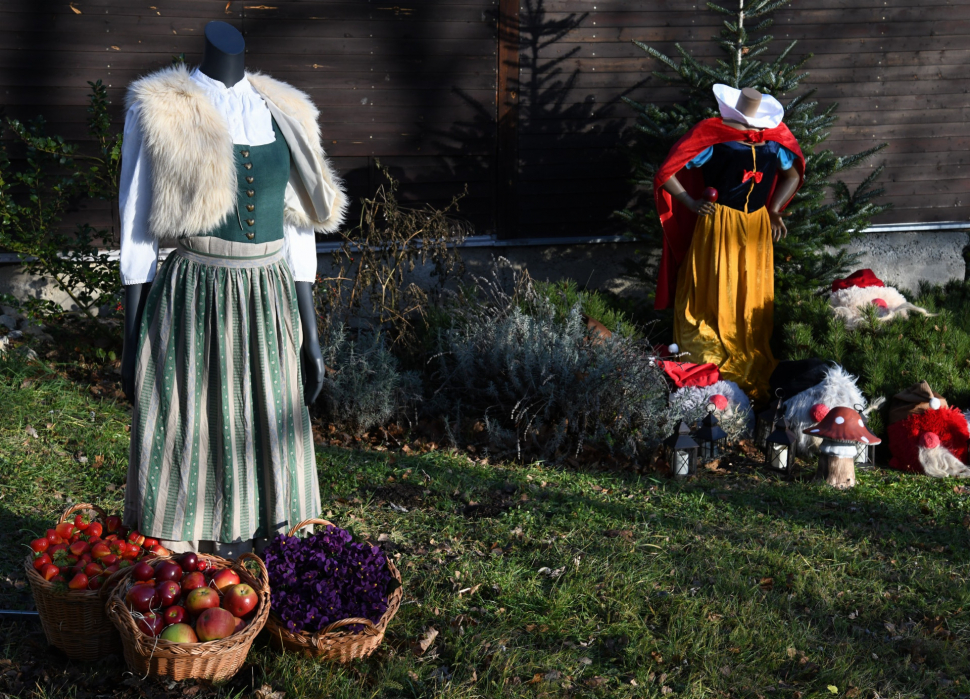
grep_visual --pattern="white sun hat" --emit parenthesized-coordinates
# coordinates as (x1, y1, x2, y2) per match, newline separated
(713, 84, 785, 129)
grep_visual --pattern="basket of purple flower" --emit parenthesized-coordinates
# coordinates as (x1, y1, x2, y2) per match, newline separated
(262, 518, 403, 662)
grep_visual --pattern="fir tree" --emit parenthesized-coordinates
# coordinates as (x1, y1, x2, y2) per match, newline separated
(617, 0, 891, 302)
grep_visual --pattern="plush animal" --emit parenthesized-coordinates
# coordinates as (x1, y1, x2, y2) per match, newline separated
(887, 405, 970, 476)
(668, 379, 753, 440)
(829, 283, 933, 330)
(783, 364, 867, 457)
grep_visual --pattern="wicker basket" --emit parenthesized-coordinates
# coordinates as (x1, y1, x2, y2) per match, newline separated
(105, 552, 270, 682)
(24, 503, 126, 661)
(263, 518, 404, 663)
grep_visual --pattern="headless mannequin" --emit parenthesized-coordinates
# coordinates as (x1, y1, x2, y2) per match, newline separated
(121, 21, 325, 406)
(661, 87, 800, 242)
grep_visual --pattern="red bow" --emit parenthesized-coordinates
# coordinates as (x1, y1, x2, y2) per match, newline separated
(743, 130, 767, 143)
(742, 169, 764, 184)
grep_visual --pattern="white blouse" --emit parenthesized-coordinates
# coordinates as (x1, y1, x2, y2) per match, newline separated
(118, 68, 319, 285)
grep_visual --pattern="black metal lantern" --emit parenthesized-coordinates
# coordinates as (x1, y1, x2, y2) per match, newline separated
(763, 417, 797, 475)
(755, 390, 784, 448)
(854, 404, 877, 467)
(695, 405, 728, 462)
(665, 419, 699, 478)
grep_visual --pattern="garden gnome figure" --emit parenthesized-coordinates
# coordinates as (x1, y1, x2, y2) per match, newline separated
(654, 84, 805, 403)
(118, 21, 346, 557)
(805, 406, 880, 489)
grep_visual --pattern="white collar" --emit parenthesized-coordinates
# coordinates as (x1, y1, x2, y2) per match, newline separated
(190, 67, 254, 97)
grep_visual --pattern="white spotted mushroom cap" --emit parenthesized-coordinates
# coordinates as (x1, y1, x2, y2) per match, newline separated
(803, 406, 882, 446)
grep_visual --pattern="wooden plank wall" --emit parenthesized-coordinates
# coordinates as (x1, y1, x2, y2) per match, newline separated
(0, 0, 967, 242)
(0, 0, 500, 238)
(519, 0, 970, 234)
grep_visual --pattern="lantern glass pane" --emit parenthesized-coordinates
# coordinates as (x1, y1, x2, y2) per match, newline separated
(770, 443, 789, 471)
(673, 449, 692, 476)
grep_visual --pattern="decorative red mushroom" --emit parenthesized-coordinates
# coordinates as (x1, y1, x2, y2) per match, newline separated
(804, 406, 881, 489)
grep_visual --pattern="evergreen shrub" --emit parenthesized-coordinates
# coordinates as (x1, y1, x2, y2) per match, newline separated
(427, 267, 669, 462)
(320, 325, 423, 435)
(778, 282, 970, 433)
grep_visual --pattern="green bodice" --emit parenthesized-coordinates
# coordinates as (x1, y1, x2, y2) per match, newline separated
(207, 118, 290, 244)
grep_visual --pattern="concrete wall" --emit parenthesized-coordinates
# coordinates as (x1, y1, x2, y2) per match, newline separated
(1, 228, 967, 312)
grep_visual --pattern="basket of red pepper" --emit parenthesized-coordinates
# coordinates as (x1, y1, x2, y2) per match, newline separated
(23, 503, 169, 661)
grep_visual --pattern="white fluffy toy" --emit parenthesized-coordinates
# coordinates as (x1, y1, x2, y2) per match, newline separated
(783, 364, 867, 457)
(829, 284, 934, 330)
(668, 379, 754, 440)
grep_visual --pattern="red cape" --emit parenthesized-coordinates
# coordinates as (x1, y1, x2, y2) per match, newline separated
(653, 118, 806, 310)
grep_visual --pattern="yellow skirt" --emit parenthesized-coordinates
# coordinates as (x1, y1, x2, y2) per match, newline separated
(673, 204, 777, 404)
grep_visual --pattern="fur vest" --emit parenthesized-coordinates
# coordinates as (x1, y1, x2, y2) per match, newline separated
(126, 65, 347, 239)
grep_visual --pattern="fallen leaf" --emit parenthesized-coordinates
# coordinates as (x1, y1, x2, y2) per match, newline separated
(827, 686, 838, 694)
(458, 583, 481, 597)
(578, 657, 592, 665)
(253, 686, 284, 699)
(69, 2, 81, 12)
(720, 666, 732, 676)
(407, 670, 419, 682)
(787, 647, 797, 658)
(183, 687, 201, 698)
(527, 673, 543, 684)
(544, 670, 561, 681)
(604, 529, 634, 540)
(93, 455, 104, 468)
(651, 651, 664, 664)
(846, 688, 860, 698)
(760, 577, 774, 591)
(586, 676, 607, 687)
(377, 533, 390, 542)
(110, 45, 120, 50)
(24, 425, 38, 439)
(411, 627, 438, 656)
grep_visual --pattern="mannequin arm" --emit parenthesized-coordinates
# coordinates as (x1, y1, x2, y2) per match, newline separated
(294, 281, 325, 406)
(662, 174, 715, 216)
(767, 166, 800, 241)
(121, 283, 151, 403)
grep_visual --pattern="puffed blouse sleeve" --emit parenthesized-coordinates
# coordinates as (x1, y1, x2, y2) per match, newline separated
(118, 103, 160, 285)
(282, 205, 319, 283)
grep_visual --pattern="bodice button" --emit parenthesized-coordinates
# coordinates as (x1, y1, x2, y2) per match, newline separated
(246, 204, 255, 212)
(246, 232, 255, 240)
(247, 190, 255, 197)
(244, 163, 253, 170)
(246, 176, 254, 184)
(240, 150, 250, 157)
(246, 219, 255, 226)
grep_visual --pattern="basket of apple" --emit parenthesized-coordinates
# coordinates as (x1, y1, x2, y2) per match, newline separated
(105, 551, 269, 682)
(23, 503, 169, 661)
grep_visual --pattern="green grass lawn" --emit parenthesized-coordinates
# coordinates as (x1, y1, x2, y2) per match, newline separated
(2, 350, 970, 699)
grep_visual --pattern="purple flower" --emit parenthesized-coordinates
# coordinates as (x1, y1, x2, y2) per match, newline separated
(263, 524, 393, 634)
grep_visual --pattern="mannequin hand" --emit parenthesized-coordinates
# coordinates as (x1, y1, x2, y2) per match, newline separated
(683, 196, 716, 217)
(768, 210, 787, 241)
(301, 342, 326, 406)
(121, 345, 137, 404)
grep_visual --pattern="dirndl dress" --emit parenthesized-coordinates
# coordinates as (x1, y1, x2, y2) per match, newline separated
(124, 118, 321, 544)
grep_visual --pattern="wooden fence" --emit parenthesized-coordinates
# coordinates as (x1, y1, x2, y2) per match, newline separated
(1, 0, 967, 242)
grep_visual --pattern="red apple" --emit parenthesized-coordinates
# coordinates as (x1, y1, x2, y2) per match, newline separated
(233, 616, 247, 634)
(162, 605, 186, 626)
(702, 186, 718, 203)
(83, 562, 103, 578)
(136, 611, 164, 637)
(67, 573, 88, 590)
(211, 569, 240, 592)
(178, 552, 199, 573)
(29, 538, 49, 554)
(160, 623, 197, 643)
(195, 608, 236, 641)
(32, 553, 52, 571)
(181, 571, 206, 593)
(154, 561, 183, 583)
(155, 580, 181, 608)
(86, 522, 103, 538)
(184, 587, 220, 616)
(126, 584, 159, 613)
(40, 564, 60, 581)
(132, 561, 155, 582)
(221, 584, 258, 618)
(105, 515, 122, 534)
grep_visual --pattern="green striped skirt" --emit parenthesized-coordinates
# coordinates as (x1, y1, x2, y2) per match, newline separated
(124, 237, 320, 544)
